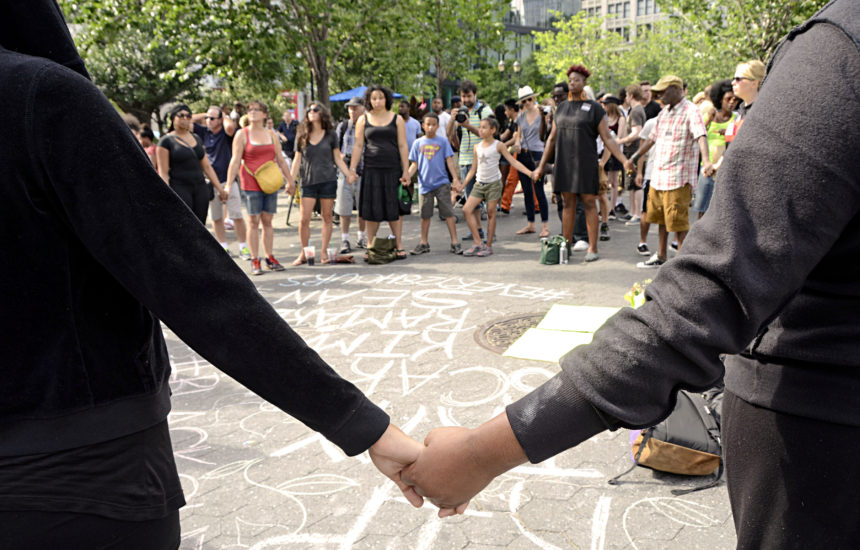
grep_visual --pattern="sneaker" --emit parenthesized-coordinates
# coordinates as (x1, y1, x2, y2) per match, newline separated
(625, 216, 641, 226)
(599, 222, 610, 241)
(238, 246, 252, 261)
(573, 240, 589, 252)
(637, 253, 665, 269)
(476, 245, 493, 257)
(356, 236, 368, 249)
(462, 228, 485, 241)
(462, 244, 483, 257)
(615, 203, 628, 215)
(500, 208, 510, 215)
(449, 242, 463, 254)
(224, 218, 235, 231)
(637, 243, 651, 256)
(251, 258, 263, 276)
(584, 251, 600, 262)
(670, 241, 679, 253)
(615, 212, 632, 222)
(410, 243, 430, 255)
(608, 210, 617, 221)
(265, 257, 286, 271)
(340, 240, 352, 254)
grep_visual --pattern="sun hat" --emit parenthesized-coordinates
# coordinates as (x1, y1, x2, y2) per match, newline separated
(516, 85, 537, 103)
(651, 75, 684, 92)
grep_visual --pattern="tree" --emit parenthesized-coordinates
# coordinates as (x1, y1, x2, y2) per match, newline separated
(532, 12, 636, 93)
(659, 0, 830, 62)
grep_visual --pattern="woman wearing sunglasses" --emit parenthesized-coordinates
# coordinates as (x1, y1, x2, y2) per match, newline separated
(290, 102, 355, 265)
(225, 100, 296, 276)
(156, 104, 227, 224)
(726, 60, 766, 144)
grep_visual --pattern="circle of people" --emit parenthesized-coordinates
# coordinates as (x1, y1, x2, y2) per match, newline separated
(127, 59, 765, 274)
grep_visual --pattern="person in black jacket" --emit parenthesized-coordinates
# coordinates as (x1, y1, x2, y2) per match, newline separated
(404, 2, 860, 548)
(0, 2, 431, 547)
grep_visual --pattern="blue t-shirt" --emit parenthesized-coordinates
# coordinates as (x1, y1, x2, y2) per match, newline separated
(404, 117, 422, 153)
(409, 135, 453, 193)
(193, 124, 233, 182)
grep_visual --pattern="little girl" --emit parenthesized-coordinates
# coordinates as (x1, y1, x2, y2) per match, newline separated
(462, 118, 532, 257)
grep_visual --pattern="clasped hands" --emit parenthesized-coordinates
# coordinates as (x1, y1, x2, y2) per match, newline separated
(369, 413, 527, 518)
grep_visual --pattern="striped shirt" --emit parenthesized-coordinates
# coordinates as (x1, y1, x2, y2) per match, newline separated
(458, 102, 490, 166)
(648, 99, 707, 191)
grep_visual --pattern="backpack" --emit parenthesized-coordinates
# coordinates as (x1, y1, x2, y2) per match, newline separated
(366, 236, 396, 264)
(608, 389, 724, 495)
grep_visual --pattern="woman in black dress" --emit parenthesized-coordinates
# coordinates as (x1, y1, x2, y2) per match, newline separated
(156, 104, 226, 223)
(535, 65, 628, 262)
(348, 85, 410, 259)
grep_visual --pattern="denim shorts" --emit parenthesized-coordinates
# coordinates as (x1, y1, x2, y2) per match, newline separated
(302, 180, 338, 200)
(692, 174, 715, 213)
(241, 189, 278, 216)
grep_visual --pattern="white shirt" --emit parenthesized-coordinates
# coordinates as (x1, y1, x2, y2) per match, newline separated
(436, 111, 451, 138)
(475, 139, 502, 183)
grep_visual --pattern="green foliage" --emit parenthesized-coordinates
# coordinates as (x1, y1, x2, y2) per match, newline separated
(464, 54, 556, 107)
(660, 0, 830, 62)
(532, 1, 829, 98)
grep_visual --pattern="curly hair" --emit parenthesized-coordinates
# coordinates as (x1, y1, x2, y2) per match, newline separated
(566, 64, 591, 79)
(295, 102, 334, 151)
(363, 85, 394, 111)
(709, 79, 734, 110)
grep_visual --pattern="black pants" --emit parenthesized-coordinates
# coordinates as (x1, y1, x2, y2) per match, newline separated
(172, 181, 210, 224)
(0, 509, 180, 550)
(723, 391, 860, 549)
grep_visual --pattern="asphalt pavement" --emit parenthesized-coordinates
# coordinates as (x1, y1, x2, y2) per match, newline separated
(168, 187, 736, 549)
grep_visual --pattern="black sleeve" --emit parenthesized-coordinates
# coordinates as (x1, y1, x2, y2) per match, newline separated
(507, 22, 860, 462)
(28, 64, 389, 456)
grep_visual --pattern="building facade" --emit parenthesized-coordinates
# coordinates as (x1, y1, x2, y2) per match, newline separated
(580, 0, 664, 41)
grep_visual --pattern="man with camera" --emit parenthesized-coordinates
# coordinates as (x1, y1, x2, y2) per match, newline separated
(447, 80, 491, 238)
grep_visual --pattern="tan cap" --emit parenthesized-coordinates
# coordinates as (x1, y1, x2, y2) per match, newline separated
(651, 75, 684, 92)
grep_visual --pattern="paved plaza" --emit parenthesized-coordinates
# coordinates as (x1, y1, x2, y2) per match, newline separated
(169, 189, 736, 549)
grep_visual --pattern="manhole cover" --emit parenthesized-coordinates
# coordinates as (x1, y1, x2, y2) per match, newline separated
(475, 314, 545, 354)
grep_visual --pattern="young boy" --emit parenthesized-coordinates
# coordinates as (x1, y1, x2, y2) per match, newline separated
(462, 117, 532, 257)
(407, 113, 463, 255)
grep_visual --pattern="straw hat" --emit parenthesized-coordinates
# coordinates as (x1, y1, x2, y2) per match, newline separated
(516, 85, 538, 104)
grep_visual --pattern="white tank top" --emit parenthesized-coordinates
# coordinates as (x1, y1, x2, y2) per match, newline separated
(475, 139, 502, 183)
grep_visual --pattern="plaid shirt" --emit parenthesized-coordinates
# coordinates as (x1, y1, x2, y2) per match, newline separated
(648, 99, 707, 190)
(338, 120, 362, 172)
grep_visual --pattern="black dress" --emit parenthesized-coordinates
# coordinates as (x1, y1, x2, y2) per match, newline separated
(552, 99, 606, 195)
(359, 113, 401, 222)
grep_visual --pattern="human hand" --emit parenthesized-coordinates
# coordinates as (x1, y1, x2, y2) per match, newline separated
(347, 171, 358, 185)
(285, 182, 296, 195)
(623, 159, 635, 173)
(368, 424, 425, 509)
(403, 413, 527, 517)
(531, 167, 542, 181)
(702, 161, 715, 177)
(400, 171, 409, 185)
(218, 189, 228, 202)
(635, 173, 643, 188)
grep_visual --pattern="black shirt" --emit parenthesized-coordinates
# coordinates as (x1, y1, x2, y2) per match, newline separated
(277, 119, 299, 158)
(643, 100, 661, 120)
(159, 133, 205, 186)
(299, 131, 338, 186)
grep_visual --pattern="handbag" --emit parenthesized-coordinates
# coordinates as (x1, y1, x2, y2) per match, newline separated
(539, 235, 568, 264)
(398, 184, 413, 215)
(367, 237, 397, 264)
(243, 130, 284, 194)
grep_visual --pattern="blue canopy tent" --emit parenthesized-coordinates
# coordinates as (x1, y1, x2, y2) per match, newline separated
(329, 85, 403, 102)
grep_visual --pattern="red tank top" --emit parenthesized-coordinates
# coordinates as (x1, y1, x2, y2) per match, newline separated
(239, 127, 277, 192)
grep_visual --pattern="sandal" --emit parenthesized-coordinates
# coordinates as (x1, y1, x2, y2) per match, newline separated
(395, 249, 407, 260)
(516, 227, 536, 235)
(320, 257, 331, 265)
(538, 230, 551, 239)
(291, 256, 307, 266)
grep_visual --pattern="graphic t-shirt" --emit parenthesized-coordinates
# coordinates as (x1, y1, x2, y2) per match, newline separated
(409, 135, 453, 193)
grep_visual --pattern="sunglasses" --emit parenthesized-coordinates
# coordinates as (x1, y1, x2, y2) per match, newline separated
(732, 76, 752, 83)
(175, 112, 191, 119)
(308, 106, 321, 112)
(205, 115, 221, 120)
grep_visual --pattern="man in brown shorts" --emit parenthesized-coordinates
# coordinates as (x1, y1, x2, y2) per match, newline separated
(624, 75, 713, 268)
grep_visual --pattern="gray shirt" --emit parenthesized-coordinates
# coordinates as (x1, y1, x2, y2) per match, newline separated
(516, 110, 544, 152)
(299, 131, 338, 186)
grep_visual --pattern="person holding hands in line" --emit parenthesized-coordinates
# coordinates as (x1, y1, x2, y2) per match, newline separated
(225, 100, 296, 275)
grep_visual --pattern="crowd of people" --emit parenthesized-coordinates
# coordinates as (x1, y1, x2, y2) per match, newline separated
(123, 59, 767, 275)
(5, 1, 858, 548)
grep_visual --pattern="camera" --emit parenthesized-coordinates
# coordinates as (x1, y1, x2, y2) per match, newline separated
(455, 106, 469, 123)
